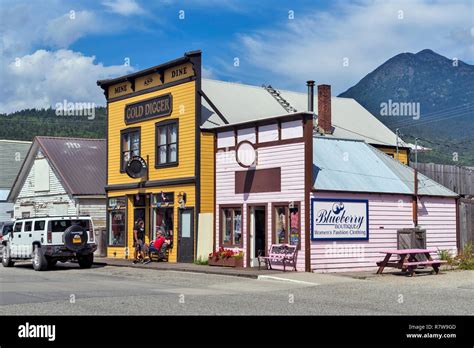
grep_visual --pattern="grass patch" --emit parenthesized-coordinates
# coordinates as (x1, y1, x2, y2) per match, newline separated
(194, 256, 209, 266)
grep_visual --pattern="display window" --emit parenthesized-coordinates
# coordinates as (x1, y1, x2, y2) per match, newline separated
(220, 207, 242, 247)
(108, 197, 127, 246)
(153, 207, 174, 240)
(273, 203, 300, 248)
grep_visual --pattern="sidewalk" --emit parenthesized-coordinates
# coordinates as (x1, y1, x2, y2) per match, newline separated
(94, 257, 283, 279)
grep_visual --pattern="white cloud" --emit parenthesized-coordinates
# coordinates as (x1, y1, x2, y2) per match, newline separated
(0, 49, 134, 113)
(234, 0, 474, 94)
(102, 0, 145, 16)
(45, 11, 102, 48)
(202, 65, 216, 79)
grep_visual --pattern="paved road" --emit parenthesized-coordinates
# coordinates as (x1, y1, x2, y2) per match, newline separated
(0, 261, 473, 315)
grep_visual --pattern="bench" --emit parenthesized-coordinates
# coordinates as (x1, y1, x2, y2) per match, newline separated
(147, 244, 170, 262)
(376, 249, 447, 276)
(258, 244, 297, 272)
(403, 260, 447, 276)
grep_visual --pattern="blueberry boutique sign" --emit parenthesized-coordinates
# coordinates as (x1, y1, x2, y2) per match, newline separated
(311, 198, 369, 240)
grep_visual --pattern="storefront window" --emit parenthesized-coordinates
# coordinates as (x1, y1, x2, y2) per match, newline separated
(221, 207, 242, 247)
(153, 207, 174, 240)
(121, 128, 140, 171)
(156, 120, 178, 166)
(275, 206, 287, 244)
(108, 197, 127, 246)
(110, 210, 126, 246)
(274, 204, 300, 247)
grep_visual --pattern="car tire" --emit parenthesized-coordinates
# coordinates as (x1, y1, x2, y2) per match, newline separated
(77, 253, 93, 269)
(32, 246, 48, 271)
(2, 245, 14, 267)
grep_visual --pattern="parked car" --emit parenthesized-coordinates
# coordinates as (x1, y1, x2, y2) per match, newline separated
(0, 222, 14, 261)
(1, 216, 97, 271)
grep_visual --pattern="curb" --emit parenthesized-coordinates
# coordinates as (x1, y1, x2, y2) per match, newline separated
(93, 261, 261, 279)
(257, 275, 319, 286)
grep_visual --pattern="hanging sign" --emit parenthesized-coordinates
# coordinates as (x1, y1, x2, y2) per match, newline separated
(311, 198, 369, 240)
(125, 156, 148, 179)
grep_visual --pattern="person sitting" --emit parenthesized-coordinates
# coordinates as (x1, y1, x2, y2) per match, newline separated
(147, 231, 171, 262)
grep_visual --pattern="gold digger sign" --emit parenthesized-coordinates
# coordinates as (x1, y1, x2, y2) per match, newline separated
(124, 94, 172, 124)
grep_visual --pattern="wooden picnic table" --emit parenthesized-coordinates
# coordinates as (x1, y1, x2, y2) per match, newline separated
(376, 248, 447, 276)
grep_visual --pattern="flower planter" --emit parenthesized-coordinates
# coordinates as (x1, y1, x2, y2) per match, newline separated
(208, 257, 243, 268)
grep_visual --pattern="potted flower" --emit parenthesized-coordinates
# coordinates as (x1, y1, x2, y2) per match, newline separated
(208, 247, 244, 267)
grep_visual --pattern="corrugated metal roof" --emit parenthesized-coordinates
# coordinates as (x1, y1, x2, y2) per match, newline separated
(0, 140, 31, 189)
(313, 137, 457, 197)
(201, 79, 403, 146)
(0, 189, 10, 201)
(36, 137, 106, 195)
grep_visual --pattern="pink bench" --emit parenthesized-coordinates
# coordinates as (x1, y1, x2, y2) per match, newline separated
(258, 244, 297, 272)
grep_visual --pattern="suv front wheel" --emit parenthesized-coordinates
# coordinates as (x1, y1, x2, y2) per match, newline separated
(32, 246, 48, 271)
(77, 253, 93, 269)
(2, 245, 14, 267)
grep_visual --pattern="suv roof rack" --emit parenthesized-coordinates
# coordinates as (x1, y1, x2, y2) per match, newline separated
(14, 215, 92, 221)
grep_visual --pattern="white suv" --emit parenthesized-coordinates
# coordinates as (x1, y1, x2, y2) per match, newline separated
(1, 216, 97, 271)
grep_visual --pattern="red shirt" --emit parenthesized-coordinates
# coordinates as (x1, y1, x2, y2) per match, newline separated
(153, 237, 165, 250)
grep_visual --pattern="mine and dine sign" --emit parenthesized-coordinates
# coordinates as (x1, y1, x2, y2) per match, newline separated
(125, 94, 172, 124)
(311, 198, 369, 240)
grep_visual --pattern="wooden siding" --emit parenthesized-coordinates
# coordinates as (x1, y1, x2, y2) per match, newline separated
(14, 154, 77, 218)
(200, 132, 214, 213)
(413, 163, 473, 196)
(107, 81, 196, 186)
(310, 191, 457, 273)
(215, 142, 306, 270)
(374, 146, 409, 165)
(78, 198, 106, 230)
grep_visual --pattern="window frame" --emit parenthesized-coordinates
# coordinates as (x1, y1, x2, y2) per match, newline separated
(107, 196, 128, 247)
(272, 202, 301, 249)
(24, 221, 32, 232)
(155, 119, 179, 168)
(34, 220, 46, 231)
(120, 127, 141, 173)
(219, 205, 243, 248)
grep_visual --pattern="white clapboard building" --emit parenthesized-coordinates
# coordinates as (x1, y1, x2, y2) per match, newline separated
(8, 137, 107, 255)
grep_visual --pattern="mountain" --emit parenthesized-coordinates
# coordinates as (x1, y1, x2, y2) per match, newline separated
(0, 107, 106, 141)
(339, 49, 474, 166)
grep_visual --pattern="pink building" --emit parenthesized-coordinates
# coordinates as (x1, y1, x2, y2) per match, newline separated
(211, 111, 458, 273)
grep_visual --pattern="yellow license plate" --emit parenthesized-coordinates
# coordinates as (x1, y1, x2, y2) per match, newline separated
(73, 236, 81, 243)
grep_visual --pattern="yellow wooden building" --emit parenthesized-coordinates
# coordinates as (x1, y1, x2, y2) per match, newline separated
(97, 51, 214, 263)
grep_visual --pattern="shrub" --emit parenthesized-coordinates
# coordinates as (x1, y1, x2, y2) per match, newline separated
(457, 242, 474, 270)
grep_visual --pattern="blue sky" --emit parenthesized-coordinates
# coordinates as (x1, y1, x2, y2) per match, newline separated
(1, 0, 472, 112)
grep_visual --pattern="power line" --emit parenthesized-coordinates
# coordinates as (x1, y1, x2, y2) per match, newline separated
(385, 103, 473, 128)
(389, 104, 474, 126)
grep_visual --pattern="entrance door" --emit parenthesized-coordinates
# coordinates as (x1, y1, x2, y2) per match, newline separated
(178, 208, 194, 263)
(249, 206, 266, 267)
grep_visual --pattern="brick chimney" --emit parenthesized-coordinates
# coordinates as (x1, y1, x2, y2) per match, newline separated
(317, 84, 332, 134)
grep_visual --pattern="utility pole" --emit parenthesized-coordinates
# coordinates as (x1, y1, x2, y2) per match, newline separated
(415, 138, 419, 170)
(395, 128, 400, 161)
(413, 138, 419, 227)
